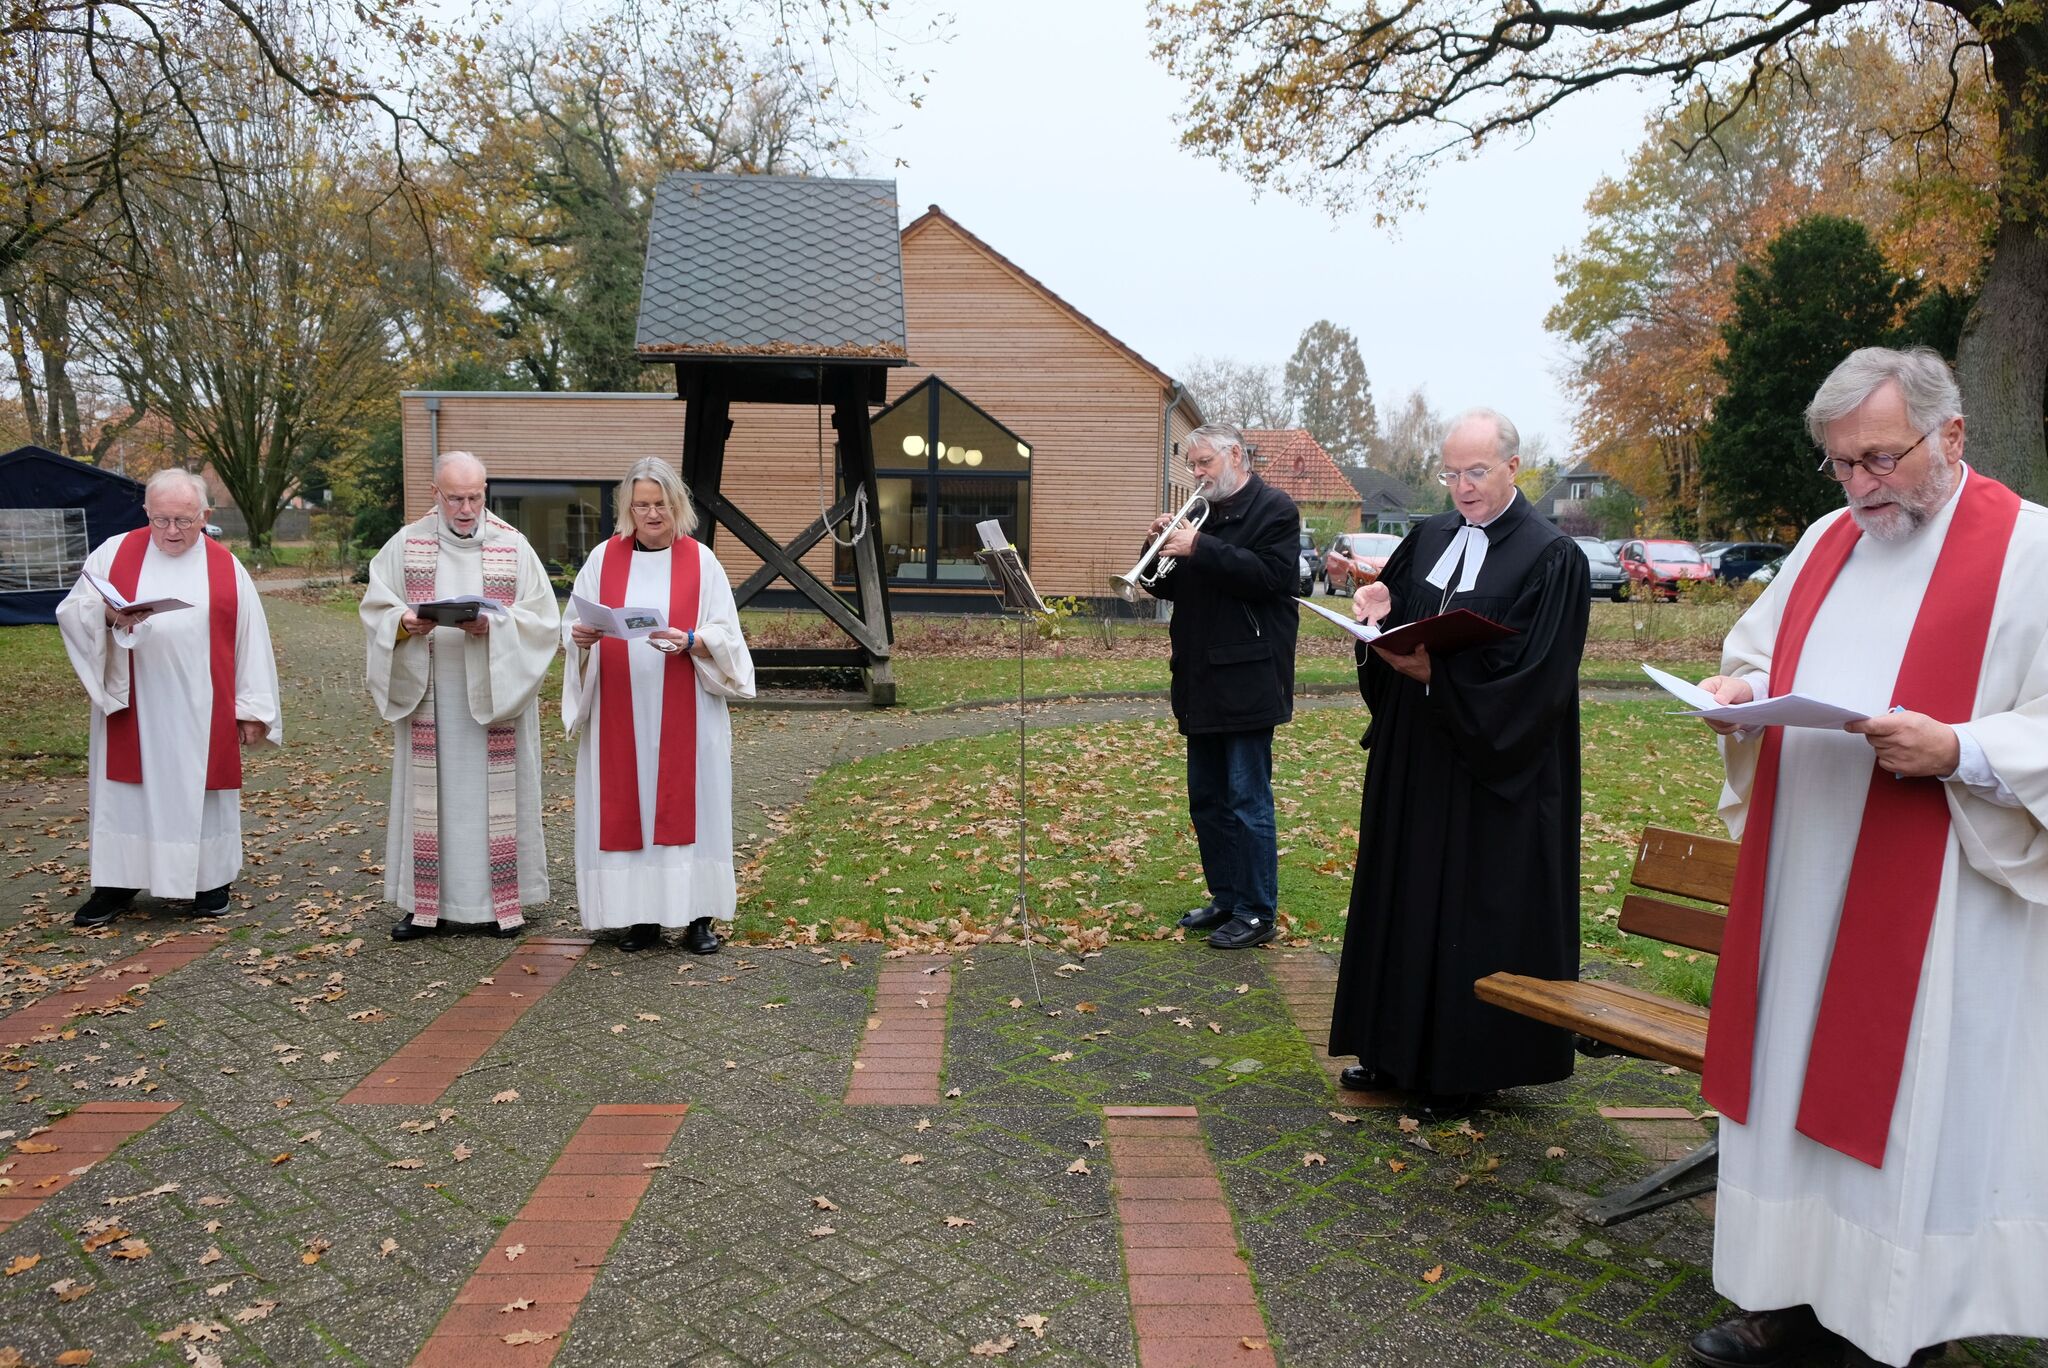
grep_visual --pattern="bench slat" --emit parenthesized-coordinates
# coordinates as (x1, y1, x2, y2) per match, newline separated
(1475, 973, 1708, 1072)
(1618, 894, 1726, 956)
(1632, 826, 1739, 906)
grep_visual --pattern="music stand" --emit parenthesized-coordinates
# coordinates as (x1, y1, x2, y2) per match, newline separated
(973, 526, 1050, 1008)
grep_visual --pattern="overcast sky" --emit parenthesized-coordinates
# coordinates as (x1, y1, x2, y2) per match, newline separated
(843, 2, 1669, 463)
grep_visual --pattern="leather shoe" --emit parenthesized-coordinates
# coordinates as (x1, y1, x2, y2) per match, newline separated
(390, 915, 437, 941)
(1418, 1092, 1485, 1120)
(681, 917, 720, 955)
(1689, 1305, 1835, 1368)
(1840, 1343, 1945, 1367)
(73, 886, 137, 928)
(1207, 914, 1277, 950)
(1338, 1064, 1391, 1091)
(1177, 903, 1231, 932)
(192, 885, 231, 917)
(620, 922, 661, 952)
(489, 922, 522, 939)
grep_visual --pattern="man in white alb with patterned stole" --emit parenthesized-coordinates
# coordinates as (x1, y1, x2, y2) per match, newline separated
(361, 452, 560, 940)
(563, 458, 754, 953)
(1686, 348, 2048, 1368)
(56, 469, 281, 926)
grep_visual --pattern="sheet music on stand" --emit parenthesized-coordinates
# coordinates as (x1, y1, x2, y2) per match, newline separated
(972, 518, 1049, 1009)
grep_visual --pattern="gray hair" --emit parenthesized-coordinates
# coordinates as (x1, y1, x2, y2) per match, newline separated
(1444, 407, 1521, 463)
(613, 457, 700, 538)
(1185, 423, 1248, 464)
(1805, 346, 1963, 446)
(144, 468, 210, 511)
(434, 450, 488, 483)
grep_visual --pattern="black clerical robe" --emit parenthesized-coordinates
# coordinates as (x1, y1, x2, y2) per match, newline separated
(1329, 492, 1591, 1095)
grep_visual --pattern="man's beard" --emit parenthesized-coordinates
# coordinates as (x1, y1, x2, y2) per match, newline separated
(1846, 459, 1958, 542)
(1207, 464, 1246, 500)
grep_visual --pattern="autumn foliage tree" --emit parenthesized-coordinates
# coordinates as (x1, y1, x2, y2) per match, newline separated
(1148, 2, 2044, 496)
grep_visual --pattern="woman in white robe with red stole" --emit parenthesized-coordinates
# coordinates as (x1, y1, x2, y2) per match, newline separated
(562, 458, 754, 953)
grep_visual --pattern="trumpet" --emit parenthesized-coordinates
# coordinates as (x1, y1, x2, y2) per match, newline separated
(1111, 482, 1213, 601)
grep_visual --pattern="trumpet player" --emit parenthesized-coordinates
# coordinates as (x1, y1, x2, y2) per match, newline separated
(1141, 423, 1301, 951)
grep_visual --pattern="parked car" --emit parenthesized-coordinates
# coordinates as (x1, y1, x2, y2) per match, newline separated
(1617, 538, 1713, 599)
(1749, 558, 1783, 587)
(1711, 541, 1788, 583)
(203, 523, 225, 540)
(1298, 525, 1318, 595)
(1324, 532, 1404, 594)
(1574, 536, 1628, 600)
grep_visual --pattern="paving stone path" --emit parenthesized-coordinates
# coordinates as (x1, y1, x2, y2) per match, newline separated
(0, 599, 2035, 1368)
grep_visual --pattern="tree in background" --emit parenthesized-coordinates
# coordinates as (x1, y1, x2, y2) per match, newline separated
(1179, 354, 1292, 429)
(1376, 386, 1445, 491)
(1149, 3, 2042, 496)
(1700, 215, 1927, 534)
(1284, 320, 1379, 465)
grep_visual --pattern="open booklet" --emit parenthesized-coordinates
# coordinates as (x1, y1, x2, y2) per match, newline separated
(974, 518, 1049, 614)
(569, 593, 666, 639)
(1641, 664, 1868, 728)
(413, 595, 510, 627)
(78, 566, 192, 616)
(1296, 598, 1517, 655)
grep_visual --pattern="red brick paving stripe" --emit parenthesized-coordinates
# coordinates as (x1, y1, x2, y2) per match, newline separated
(0, 1101, 180, 1235)
(410, 1103, 688, 1368)
(845, 955, 949, 1105)
(1104, 1106, 1275, 1368)
(1266, 947, 1406, 1109)
(0, 932, 224, 1048)
(342, 939, 590, 1104)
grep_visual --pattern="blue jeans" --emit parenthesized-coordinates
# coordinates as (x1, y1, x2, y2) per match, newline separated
(1185, 729, 1278, 922)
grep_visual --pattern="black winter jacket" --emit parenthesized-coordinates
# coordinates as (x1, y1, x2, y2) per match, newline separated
(1147, 473, 1301, 735)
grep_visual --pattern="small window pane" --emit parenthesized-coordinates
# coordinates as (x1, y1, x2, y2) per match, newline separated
(934, 388, 1029, 472)
(0, 507, 89, 593)
(872, 398, 930, 472)
(487, 482, 607, 574)
(933, 477, 1027, 582)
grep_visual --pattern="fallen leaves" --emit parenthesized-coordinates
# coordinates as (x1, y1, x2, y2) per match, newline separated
(80, 1227, 127, 1255)
(944, 1215, 975, 1228)
(1065, 1159, 1091, 1176)
(300, 1238, 330, 1266)
(502, 1330, 555, 1346)
(1328, 1111, 1361, 1125)
(452, 1144, 474, 1163)
(1422, 1264, 1445, 1284)
(47, 1278, 92, 1303)
(1301, 1153, 1326, 1168)
(970, 1336, 1016, 1358)
(897, 1153, 924, 1167)
(499, 1298, 533, 1313)
(503, 1244, 525, 1262)
(386, 1158, 425, 1170)
(490, 1090, 519, 1104)
(378, 1238, 399, 1259)
(1015, 1313, 1048, 1340)
(55, 1351, 92, 1366)
(103, 1238, 150, 1261)
(811, 1196, 839, 1211)
(3, 1254, 38, 1277)
(14, 1141, 57, 1155)
(1544, 1146, 1567, 1159)
(198, 1247, 222, 1266)
(807, 1225, 836, 1239)
(231, 1300, 278, 1325)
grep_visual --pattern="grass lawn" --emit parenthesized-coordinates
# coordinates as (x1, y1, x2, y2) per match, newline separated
(734, 696, 1728, 1004)
(0, 626, 88, 781)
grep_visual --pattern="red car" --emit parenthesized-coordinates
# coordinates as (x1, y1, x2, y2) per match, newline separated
(1617, 538, 1713, 599)
(1324, 532, 1403, 594)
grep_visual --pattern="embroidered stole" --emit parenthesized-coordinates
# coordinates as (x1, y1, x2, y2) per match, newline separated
(104, 529, 242, 790)
(596, 535, 701, 850)
(1701, 471, 2020, 1166)
(403, 518, 523, 927)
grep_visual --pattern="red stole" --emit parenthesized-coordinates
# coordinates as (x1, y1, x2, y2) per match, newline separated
(596, 534, 701, 851)
(104, 529, 242, 790)
(1701, 470, 2020, 1166)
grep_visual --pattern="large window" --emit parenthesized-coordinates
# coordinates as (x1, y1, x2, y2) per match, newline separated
(487, 481, 611, 577)
(0, 507, 88, 593)
(837, 377, 1032, 586)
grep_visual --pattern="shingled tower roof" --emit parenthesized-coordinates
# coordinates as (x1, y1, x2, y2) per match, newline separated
(636, 172, 908, 363)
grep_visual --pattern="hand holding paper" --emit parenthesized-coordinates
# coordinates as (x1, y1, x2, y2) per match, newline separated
(570, 593, 667, 640)
(1641, 664, 1868, 729)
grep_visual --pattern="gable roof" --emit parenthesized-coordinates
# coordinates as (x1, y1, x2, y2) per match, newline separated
(637, 173, 908, 362)
(900, 206, 1187, 403)
(0, 445, 147, 496)
(1241, 430, 1361, 504)
(1343, 464, 1425, 513)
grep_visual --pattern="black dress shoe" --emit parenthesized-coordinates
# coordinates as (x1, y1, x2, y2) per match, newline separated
(1417, 1092, 1486, 1120)
(1207, 914, 1277, 950)
(681, 917, 720, 955)
(1689, 1305, 1835, 1368)
(1840, 1342, 1945, 1367)
(489, 922, 522, 939)
(73, 886, 138, 928)
(1177, 903, 1231, 932)
(1338, 1064, 1392, 1091)
(390, 915, 437, 942)
(620, 922, 661, 952)
(192, 885, 231, 917)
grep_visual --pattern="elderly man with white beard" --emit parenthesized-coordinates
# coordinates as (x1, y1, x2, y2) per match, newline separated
(1685, 347, 2048, 1368)
(55, 469, 282, 926)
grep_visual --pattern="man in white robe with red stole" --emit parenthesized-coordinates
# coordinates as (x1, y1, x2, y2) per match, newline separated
(562, 458, 754, 953)
(56, 468, 281, 926)
(360, 452, 560, 940)
(1687, 347, 2048, 1368)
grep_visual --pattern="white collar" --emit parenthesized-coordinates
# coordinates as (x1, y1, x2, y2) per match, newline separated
(1424, 496, 1514, 594)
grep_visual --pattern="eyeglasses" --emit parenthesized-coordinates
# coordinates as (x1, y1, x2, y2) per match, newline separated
(147, 515, 198, 530)
(1817, 432, 1928, 482)
(629, 502, 669, 514)
(439, 492, 485, 506)
(1436, 460, 1506, 487)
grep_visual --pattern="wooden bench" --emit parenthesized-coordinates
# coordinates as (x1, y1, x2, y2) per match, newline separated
(1475, 824, 1733, 1224)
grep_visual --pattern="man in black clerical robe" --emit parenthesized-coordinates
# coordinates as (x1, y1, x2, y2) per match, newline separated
(1329, 406, 1590, 1113)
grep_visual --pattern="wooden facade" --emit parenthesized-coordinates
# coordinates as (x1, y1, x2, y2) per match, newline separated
(399, 209, 1201, 605)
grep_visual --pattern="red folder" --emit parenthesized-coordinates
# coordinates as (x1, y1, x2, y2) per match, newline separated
(1371, 608, 1517, 656)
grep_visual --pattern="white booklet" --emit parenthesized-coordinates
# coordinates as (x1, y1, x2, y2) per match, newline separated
(1641, 664, 1869, 729)
(78, 567, 191, 616)
(1296, 595, 1381, 644)
(571, 593, 666, 639)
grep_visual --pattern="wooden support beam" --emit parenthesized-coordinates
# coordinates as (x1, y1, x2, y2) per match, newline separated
(696, 489, 890, 656)
(732, 492, 861, 605)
